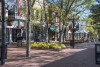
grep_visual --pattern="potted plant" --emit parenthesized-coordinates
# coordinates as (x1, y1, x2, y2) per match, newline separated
(70, 28, 76, 32)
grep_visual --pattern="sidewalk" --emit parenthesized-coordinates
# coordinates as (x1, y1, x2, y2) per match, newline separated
(0, 42, 100, 67)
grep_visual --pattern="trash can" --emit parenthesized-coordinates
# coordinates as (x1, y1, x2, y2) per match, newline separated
(95, 44, 100, 65)
(70, 40, 73, 47)
(0, 45, 7, 60)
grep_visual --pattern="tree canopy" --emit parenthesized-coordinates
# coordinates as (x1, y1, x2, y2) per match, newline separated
(89, 0, 100, 22)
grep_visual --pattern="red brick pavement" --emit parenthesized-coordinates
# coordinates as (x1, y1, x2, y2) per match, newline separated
(0, 42, 100, 67)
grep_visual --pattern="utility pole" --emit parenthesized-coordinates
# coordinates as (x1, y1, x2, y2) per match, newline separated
(1, 0, 6, 65)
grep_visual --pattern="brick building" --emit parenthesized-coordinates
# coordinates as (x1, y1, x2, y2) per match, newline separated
(0, 0, 27, 43)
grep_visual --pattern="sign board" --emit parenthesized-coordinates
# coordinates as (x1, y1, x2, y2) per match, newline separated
(7, 0, 15, 21)
(95, 44, 100, 65)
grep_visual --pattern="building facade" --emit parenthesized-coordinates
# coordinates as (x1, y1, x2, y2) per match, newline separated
(68, 21, 89, 41)
(0, 0, 27, 43)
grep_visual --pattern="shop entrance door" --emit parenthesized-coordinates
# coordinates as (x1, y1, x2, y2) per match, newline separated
(12, 29, 21, 42)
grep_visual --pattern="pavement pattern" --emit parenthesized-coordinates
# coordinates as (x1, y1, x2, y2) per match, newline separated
(0, 42, 100, 67)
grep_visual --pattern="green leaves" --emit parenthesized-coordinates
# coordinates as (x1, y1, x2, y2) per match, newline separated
(86, 18, 99, 35)
(30, 42, 66, 50)
(86, 18, 94, 24)
(88, 1, 100, 35)
(90, 3, 100, 21)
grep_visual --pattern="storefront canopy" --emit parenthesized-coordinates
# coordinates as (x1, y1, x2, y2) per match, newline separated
(50, 28, 59, 32)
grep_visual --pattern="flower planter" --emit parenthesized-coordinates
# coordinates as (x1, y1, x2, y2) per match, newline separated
(18, 26, 26, 29)
(7, 22, 13, 26)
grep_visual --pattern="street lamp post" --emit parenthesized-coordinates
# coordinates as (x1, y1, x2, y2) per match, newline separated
(69, 13, 79, 48)
(72, 18, 75, 48)
(1, 0, 6, 65)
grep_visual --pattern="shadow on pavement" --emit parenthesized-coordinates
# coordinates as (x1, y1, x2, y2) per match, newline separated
(0, 42, 100, 67)
(41, 47, 100, 67)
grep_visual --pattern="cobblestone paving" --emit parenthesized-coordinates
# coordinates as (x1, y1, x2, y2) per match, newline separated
(0, 42, 100, 67)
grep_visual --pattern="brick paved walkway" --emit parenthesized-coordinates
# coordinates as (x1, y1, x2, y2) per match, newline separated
(0, 42, 100, 67)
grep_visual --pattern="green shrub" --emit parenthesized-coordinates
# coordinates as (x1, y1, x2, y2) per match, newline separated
(30, 42, 66, 50)
(61, 44, 66, 49)
(53, 46, 61, 50)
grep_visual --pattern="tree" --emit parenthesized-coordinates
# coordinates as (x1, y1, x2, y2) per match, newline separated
(46, 0, 96, 44)
(26, 0, 36, 57)
(89, 1, 100, 22)
(88, 0, 100, 40)
(85, 18, 99, 41)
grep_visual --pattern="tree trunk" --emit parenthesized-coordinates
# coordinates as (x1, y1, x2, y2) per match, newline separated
(62, 20, 65, 42)
(43, 0, 49, 43)
(47, 18, 51, 43)
(65, 27, 67, 40)
(63, 27, 65, 42)
(46, 23, 49, 43)
(26, 0, 31, 57)
(59, 19, 62, 45)
(59, 0, 63, 45)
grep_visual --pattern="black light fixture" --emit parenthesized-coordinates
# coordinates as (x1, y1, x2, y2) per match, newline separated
(95, 44, 100, 64)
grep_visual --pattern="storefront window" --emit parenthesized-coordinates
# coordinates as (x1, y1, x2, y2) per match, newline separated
(22, 0, 26, 8)
(14, 0, 18, 12)
(13, 21, 18, 28)
(20, 21, 24, 26)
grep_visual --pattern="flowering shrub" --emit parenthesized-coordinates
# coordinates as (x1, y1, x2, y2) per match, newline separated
(61, 44, 66, 49)
(30, 42, 66, 50)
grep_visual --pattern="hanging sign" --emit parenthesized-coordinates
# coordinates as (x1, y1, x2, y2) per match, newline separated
(8, 0, 15, 21)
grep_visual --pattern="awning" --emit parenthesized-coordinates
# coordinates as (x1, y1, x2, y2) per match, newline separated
(50, 28, 59, 32)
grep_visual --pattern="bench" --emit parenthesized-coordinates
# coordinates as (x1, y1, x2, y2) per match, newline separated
(65, 40, 83, 43)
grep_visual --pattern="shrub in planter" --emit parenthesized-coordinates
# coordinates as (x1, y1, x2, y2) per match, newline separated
(49, 43, 59, 49)
(48, 43, 53, 49)
(30, 42, 66, 50)
(40, 43, 49, 49)
(61, 44, 66, 49)
(7, 22, 13, 26)
(53, 46, 61, 50)
(31, 42, 38, 48)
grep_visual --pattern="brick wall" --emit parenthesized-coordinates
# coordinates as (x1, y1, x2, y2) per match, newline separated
(16, 0, 27, 17)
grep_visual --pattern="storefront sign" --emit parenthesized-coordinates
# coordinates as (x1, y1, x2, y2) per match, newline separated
(15, 16, 26, 20)
(8, 0, 15, 21)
